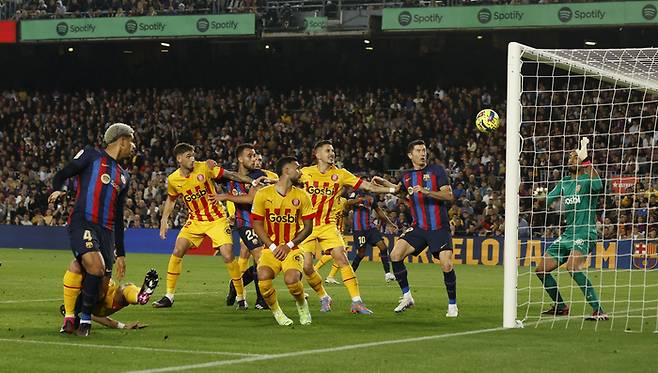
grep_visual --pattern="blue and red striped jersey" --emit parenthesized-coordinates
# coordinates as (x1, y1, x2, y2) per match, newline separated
(223, 169, 266, 229)
(350, 190, 378, 231)
(399, 164, 450, 231)
(53, 146, 130, 254)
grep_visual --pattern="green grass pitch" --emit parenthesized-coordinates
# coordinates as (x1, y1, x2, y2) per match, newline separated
(0, 248, 656, 372)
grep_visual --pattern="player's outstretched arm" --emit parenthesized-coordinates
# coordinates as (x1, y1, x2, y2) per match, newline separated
(49, 148, 93, 203)
(92, 315, 147, 329)
(413, 185, 454, 201)
(375, 206, 397, 230)
(360, 178, 399, 195)
(211, 183, 261, 205)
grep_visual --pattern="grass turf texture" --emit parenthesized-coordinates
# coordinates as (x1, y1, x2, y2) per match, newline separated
(0, 248, 656, 373)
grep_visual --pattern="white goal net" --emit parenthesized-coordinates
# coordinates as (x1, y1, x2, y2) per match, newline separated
(504, 43, 658, 332)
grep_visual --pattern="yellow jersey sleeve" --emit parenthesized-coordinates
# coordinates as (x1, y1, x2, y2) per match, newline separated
(300, 190, 315, 220)
(205, 160, 225, 180)
(166, 175, 179, 200)
(251, 188, 266, 221)
(339, 168, 363, 189)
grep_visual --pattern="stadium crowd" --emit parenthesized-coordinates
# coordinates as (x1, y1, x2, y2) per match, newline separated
(0, 85, 656, 241)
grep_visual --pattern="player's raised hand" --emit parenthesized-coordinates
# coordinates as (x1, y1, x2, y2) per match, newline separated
(371, 176, 392, 187)
(533, 187, 548, 199)
(253, 176, 271, 186)
(48, 190, 65, 204)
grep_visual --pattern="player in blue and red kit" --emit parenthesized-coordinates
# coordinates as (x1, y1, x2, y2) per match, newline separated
(49, 123, 135, 336)
(347, 189, 397, 282)
(373, 140, 457, 316)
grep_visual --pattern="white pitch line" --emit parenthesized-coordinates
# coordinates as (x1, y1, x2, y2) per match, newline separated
(124, 326, 507, 373)
(125, 306, 658, 373)
(0, 338, 266, 357)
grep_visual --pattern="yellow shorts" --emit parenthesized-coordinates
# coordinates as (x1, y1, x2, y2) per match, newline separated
(178, 219, 232, 248)
(257, 248, 304, 276)
(299, 224, 346, 254)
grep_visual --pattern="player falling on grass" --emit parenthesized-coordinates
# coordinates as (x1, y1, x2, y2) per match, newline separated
(154, 143, 262, 309)
(215, 144, 276, 310)
(535, 138, 608, 321)
(251, 156, 315, 326)
(299, 140, 397, 315)
(372, 140, 457, 316)
(60, 260, 159, 330)
(50, 123, 135, 336)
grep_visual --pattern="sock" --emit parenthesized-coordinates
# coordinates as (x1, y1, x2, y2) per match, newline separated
(443, 269, 457, 305)
(238, 257, 249, 274)
(340, 264, 361, 301)
(392, 261, 410, 294)
(226, 260, 245, 299)
(253, 267, 263, 301)
(351, 254, 365, 272)
(258, 279, 280, 312)
(286, 281, 306, 305)
(166, 255, 183, 296)
(313, 254, 333, 271)
(122, 284, 140, 304)
(242, 265, 256, 286)
(305, 271, 328, 298)
(328, 263, 339, 278)
(570, 272, 602, 312)
(380, 250, 391, 274)
(537, 272, 565, 308)
(80, 274, 102, 321)
(62, 270, 83, 317)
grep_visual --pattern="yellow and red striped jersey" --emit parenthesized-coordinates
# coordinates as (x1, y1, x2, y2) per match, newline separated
(167, 160, 225, 222)
(300, 165, 362, 228)
(251, 185, 314, 245)
(334, 196, 347, 234)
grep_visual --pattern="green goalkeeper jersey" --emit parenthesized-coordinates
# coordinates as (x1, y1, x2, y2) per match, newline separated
(546, 173, 603, 238)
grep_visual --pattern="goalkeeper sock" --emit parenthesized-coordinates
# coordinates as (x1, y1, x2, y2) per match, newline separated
(63, 270, 83, 318)
(443, 269, 457, 305)
(166, 255, 183, 298)
(392, 261, 410, 295)
(305, 271, 328, 298)
(570, 271, 603, 312)
(313, 254, 333, 271)
(536, 272, 565, 308)
(238, 257, 249, 274)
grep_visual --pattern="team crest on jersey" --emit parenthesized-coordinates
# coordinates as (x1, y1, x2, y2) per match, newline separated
(423, 174, 430, 181)
(197, 174, 205, 182)
(576, 184, 581, 193)
(331, 174, 339, 181)
(232, 189, 239, 196)
(292, 198, 300, 206)
(101, 174, 111, 184)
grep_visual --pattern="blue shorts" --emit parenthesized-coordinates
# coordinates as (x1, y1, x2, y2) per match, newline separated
(353, 228, 384, 250)
(400, 227, 452, 257)
(68, 219, 115, 276)
(237, 226, 262, 251)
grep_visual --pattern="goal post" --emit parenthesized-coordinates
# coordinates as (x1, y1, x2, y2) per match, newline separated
(503, 42, 658, 330)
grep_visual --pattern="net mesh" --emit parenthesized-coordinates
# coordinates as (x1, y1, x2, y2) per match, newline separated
(516, 46, 658, 332)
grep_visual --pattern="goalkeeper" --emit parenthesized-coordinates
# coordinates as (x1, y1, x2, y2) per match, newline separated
(535, 138, 608, 321)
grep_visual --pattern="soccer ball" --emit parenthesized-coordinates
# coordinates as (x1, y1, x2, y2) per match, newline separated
(475, 109, 500, 133)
